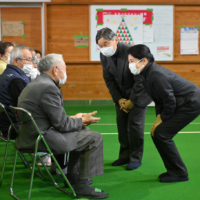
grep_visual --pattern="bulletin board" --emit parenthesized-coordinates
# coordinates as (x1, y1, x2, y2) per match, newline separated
(90, 5, 174, 61)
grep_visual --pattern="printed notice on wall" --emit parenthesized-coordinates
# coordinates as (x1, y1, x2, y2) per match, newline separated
(157, 46, 171, 57)
(73, 35, 89, 48)
(180, 26, 199, 55)
(2, 22, 24, 36)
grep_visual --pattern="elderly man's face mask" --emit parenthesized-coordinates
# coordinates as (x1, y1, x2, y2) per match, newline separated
(56, 67, 67, 85)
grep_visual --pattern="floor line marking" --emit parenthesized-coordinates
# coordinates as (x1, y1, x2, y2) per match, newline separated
(101, 132, 200, 135)
(93, 123, 200, 125)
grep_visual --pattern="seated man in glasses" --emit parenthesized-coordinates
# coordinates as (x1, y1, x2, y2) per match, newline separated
(0, 45, 33, 139)
(16, 54, 109, 199)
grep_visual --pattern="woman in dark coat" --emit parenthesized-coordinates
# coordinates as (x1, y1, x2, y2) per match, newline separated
(127, 44, 200, 183)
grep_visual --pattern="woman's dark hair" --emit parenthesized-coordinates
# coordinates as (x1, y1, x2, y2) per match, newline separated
(96, 28, 115, 44)
(127, 44, 154, 62)
(0, 41, 13, 56)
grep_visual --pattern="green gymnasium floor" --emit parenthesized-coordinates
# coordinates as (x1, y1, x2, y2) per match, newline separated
(1, 106, 200, 200)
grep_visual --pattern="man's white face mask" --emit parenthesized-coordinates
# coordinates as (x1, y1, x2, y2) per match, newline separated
(100, 45, 116, 57)
(57, 67, 67, 85)
(20, 61, 33, 75)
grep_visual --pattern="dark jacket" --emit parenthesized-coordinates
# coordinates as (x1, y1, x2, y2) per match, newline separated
(15, 73, 82, 153)
(0, 65, 30, 132)
(100, 42, 151, 107)
(140, 62, 200, 122)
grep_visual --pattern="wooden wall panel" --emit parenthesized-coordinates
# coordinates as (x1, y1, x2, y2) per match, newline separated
(60, 63, 200, 100)
(70, 0, 200, 5)
(46, 3, 200, 100)
(61, 64, 111, 100)
(50, 0, 71, 3)
(174, 6, 200, 61)
(162, 64, 200, 86)
(1, 7, 42, 52)
(47, 5, 89, 61)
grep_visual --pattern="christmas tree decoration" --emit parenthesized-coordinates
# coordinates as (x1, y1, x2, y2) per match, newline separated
(115, 16, 134, 45)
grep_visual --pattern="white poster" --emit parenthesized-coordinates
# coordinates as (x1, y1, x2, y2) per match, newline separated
(103, 14, 143, 45)
(180, 27, 199, 55)
(124, 15, 143, 45)
(143, 25, 153, 43)
(90, 5, 173, 61)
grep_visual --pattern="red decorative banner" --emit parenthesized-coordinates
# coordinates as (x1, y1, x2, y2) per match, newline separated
(96, 10, 153, 26)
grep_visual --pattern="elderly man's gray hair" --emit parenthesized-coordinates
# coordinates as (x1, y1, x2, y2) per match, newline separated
(32, 55, 39, 64)
(10, 45, 29, 65)
(38, 54, 64, 72)
(29, 49, 35, 54)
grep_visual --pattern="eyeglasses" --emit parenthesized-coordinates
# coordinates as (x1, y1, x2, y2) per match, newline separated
(17, 58, 33, 63)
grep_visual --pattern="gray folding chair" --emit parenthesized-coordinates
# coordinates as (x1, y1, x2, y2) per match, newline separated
(9, 106, 76, 200)
(0, 103, 29, 186)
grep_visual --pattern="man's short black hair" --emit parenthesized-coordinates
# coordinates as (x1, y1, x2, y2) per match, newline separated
(35, 50, 42, 56)
(96, 28, 115, 44)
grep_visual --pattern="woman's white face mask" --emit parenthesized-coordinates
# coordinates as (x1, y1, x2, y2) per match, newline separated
(129, 59, 144, 75)
(2, 55, 10, 64)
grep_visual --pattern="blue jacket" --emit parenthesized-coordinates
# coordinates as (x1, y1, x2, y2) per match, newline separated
(0, 64, 30, 132)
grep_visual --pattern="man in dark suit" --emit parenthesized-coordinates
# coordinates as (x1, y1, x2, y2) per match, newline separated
(128, 44, 200, 182)
(96, 28, 152, 170)
(16, 54, 109, 199)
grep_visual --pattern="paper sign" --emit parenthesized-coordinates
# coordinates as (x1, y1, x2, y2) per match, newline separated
(157, 46, 171, 57)
(2, 22, 24, 36)
(74, 37, 89, 46)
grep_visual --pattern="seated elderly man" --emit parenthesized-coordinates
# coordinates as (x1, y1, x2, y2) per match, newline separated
(0, 45, 32, 139)
(16, 54, 109, 199)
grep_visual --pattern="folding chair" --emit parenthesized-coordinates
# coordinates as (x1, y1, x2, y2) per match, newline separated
(9, 106, 76, 200)
(0, 103, 29, 186)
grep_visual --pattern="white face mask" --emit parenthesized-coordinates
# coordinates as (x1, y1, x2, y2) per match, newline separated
(3, 55, 10, 64)
(29, 68, 38, 80)
(37, 69, 40, 75)
(129, 59, 144, 75)
(57, 68, 67, 85)
(100, 45, 116, 57)
(21, 64, 33, 75)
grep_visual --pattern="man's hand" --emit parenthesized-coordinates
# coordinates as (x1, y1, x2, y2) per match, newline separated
(151, 114, 162, 137)
(124, 100, 134, 111)
(118, 98, 129, 113)
(71, 113, 87, 118)
(82, 111, 100, 126)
